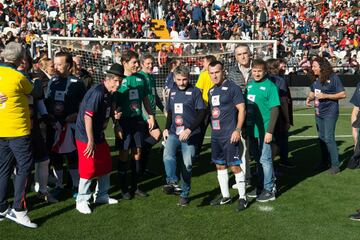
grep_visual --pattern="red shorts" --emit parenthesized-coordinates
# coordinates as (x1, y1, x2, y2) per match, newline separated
(76, 140, 112, 179)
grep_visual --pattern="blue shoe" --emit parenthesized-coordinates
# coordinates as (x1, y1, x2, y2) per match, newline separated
(72, 187, 78, 199)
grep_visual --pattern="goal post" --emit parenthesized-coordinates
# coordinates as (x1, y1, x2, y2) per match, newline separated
(47, 36, 277, 87)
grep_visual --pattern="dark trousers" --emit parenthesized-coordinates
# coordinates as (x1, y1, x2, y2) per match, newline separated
(0, 136, 33, 212)
(274, 131, 289, 162)
(196, 112, 211, 156)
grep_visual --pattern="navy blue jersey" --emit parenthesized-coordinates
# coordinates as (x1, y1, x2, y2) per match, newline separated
(167, 84, 206, 138)
(310, 73, 344, 118)
(350, 82, 360, 107)
(75, 84, 112, 144)
(208, 80, 245, 139)
(45, 75, 86, 123)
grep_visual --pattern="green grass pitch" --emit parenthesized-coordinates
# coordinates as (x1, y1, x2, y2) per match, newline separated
(1, 107, 360, 240)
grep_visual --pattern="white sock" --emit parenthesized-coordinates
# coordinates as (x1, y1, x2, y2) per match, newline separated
(235, 171, 246, 200)
(240, 158, 246, 178)
(53, 169, 63, 188)
(217, 169, 230, 198)
(69, 169, 79, 188)
(34, 163, 40, 192)
(36, 160, 50, 193)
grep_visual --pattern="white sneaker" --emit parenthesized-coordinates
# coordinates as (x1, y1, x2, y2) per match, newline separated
(76, 201, 92, 214)
(6, 209, 37, 228)
(94, 197, 118, 205)
(0, 208, 9, 222)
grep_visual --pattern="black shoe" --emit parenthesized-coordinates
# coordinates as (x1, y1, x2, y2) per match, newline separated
(247, 188, 260, 198)
(256, 189, 276, 203)
(177, 197, 189, 207)
(236, 198, 248, 212)
(163, 184, 182, 195)
(279, 160, 296, 169)
(349, 212, 360, 221)
(210, 196, 231, 206)
(134, 189, 149, 197)
(328, 166, 340, 175)
(122, 192, 132, 200)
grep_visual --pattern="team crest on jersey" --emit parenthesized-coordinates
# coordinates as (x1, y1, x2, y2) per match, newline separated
(209, 89, 214, 94)
(136, 78, 142, 82)
(212, 107, 220, 118)
(260, 86, 266, 90)
(175, 115, 183, 126)
(171, 92, 176, 96)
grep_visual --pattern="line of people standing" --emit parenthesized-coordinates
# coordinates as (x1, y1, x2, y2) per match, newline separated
(0, 40, 350, 228)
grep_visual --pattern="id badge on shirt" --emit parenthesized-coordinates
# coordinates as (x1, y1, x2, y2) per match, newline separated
(174, 103, 183, 114)
(211, 95, 220, 106)
(247, 94, 256, 103)
(54, 91, 65, 102)
(176, 126, 185, 135)
(212, 120, 221, 130)
(129, 89, 139, 100)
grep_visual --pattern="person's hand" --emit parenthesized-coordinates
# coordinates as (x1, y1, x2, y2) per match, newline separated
(148, 116, 155, 131)
(264, 132, 273, 144)
(84, 140, 95, 158)
(315, 93, 327, 100)
(65, 113, 77, 123)
(163, 129, 169, 141)
(0, 93, 8, 104)
(230, 130, 241, 144)
(114, 110, 122, 120)
(179, 128, 191, 142)
(306, 97, 313, 107)
(116, 125, 124, 140)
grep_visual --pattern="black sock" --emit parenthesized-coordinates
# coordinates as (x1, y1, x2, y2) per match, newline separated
(130, 159, 141, 191)
(118, 161, 128, 193)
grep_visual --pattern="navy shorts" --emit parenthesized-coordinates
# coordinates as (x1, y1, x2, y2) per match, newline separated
(211, 137, 241, 166)
(116, 117, 145, 150)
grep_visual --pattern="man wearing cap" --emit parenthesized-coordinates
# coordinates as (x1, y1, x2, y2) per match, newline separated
(75, 63, 124, 214)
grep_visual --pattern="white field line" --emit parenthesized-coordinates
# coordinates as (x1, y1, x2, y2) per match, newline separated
(258, 205, 274, 212)
(293, 113, 350, 116)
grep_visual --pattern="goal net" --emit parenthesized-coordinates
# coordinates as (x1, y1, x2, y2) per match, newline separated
(47, 36, 277, 87)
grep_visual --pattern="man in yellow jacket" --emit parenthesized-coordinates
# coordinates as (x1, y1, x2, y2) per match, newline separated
(0, 42, 38, 228)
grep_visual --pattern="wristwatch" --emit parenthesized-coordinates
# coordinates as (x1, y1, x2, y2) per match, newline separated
(235, 127, 241, 133)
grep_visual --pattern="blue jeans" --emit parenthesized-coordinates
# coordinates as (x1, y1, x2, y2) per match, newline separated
(163, 134, 195, 198)
(77, 174, 110, 203)
(250, 137, 275, 191)
(315, 116, 339, 167)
